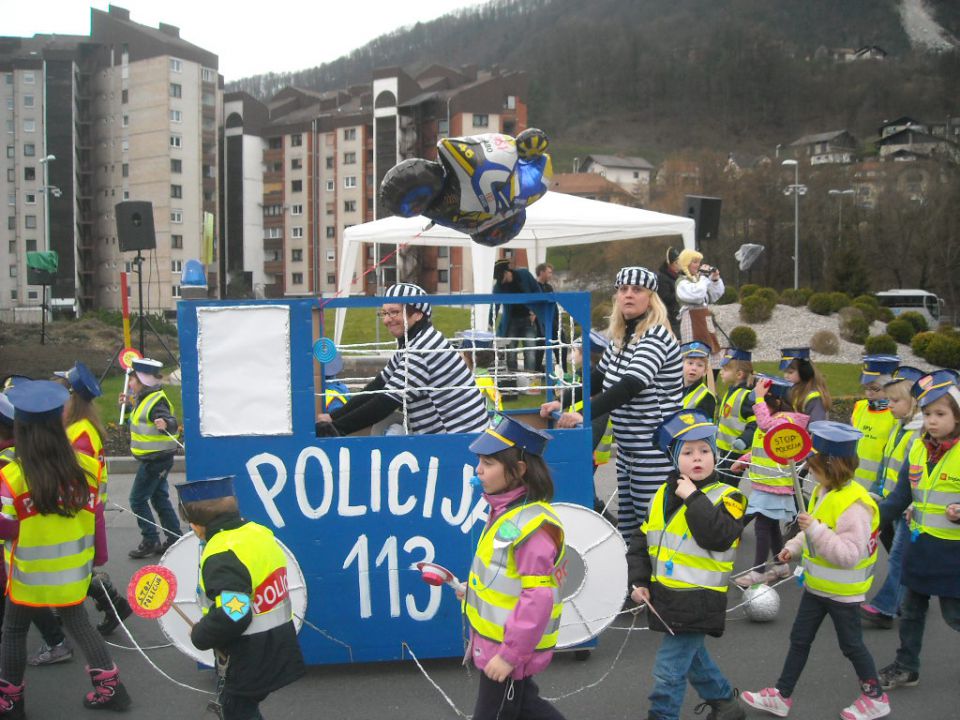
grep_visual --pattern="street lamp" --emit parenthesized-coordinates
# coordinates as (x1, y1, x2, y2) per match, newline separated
(782, 159, 807, 289)
(38, 155, 55, 254)
(828, 188, 855, 245)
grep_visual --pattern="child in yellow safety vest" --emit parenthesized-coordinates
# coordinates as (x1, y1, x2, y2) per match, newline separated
(851, 356, 900, 491)
(627, 410, 748, 720)
(0, 380, 132, 714)
(780, 347, 831, 422)
(742, 420, 889, 720)
(462, 414, 567, 720)
(875, 370, 960, 692)
(716, 348, 756, 488)
(732, 374, 808, 588)
(680, 341, 717, 419)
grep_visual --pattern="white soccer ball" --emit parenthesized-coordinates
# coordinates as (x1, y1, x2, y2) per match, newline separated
(742, 584, 780, 622)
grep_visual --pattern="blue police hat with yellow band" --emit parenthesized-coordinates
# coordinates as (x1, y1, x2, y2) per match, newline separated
(55, 361, 102, 402)
(860, 355, 900, 386)
(884, 365, 925, 388)
(175, 476, 237, 505)
(808, 420, 862, 458)
(912, 369, 960, 408)
(680, 341, 711, 359)
(5, 380, 70, 424)
(468, 413, 552, 457)
(720, 348, 751, 366)
(655, 410, 718, 457)
(753, 373, 794, 400)
(1, 375, 32, 391)
(779, 347, 811, 371)
(457, 329, 496, 350)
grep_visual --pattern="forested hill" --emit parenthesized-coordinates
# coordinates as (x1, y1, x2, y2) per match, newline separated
(228, 0, 960, 158)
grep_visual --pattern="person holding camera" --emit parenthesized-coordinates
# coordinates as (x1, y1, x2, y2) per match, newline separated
(676, 249, 725, 371)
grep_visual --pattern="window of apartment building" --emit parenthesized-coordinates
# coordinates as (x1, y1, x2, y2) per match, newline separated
(171, 259, 183, 273)
(23, 95, 34, 108)
(170, 58, 183, 73)
(122, 139, 129, 152)
(7, 217, 14, 230)
(292, 227, 304, 238)
(5, 120, 12, 134)
(170, 83, 182, 98)
(171, 210, 183, 224)
(172, 285, 181, 298)
(327, 273, 336, 285)
(505, 95, 516, 110)
(473, 114, 489, 128)
(343, 128, 356, 141)
(7, 240, 13, 253)
(325, 179, 334, 192)
(27, 290, 37, 300)
(263, 204, 283, 216)
(343, 151, 356, 165)
(25, 215, 36, 229)
(7, 194, 13, 206)
(325, 249, 335, 262)
(268, 137, 282, 150)
(170, 109, 182, 123)
(9, 290, 16, 300)
(438, 269, 449, 283)
(121, 163, 129, 178)
(23, 119, 36, 133)
(265, 227, 281, 239)
(24, 166, 35, 181)
(291, 249, 303, 262)
(9, 265, 16, 278)
(325, 226, 335, 238)
(344, 176, 357, 188)
(325, 202, 334, 215)
(202, 90, 215, 107)
(170, 134, 182, 149)
(291, 158, 302, 170)
(269, 161, 282, 173)
(124, 262, 133, 273)
(202, 68, 216, 83)
(123, 190, 130, 200)
(171, 159, 181, 174)
(438, 246, 448, 258)
(344, 200, 356, 212)
(121, 89, 128, 103)
(325, 156, 334, 169)
(4, 74, 11, 85)
(291, 180, 302, 193)
(171, 184, 182, 199)
(24, 143, 35, 157)
(25, 239, 36, 252)
(291, 134, 302, 147)
(366, 197, 374, 212)
(121, 115, 129, 128)
(5, 146, 12, 158)
(23, 72, 34, 84)
(291, 204, 303, 215)
(171, 234, 183, 249)
(292, 272, 303, 285)
(25, 193, 35, 205)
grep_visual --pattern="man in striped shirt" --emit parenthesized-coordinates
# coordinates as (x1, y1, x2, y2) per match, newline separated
(317, 284, 488, 436)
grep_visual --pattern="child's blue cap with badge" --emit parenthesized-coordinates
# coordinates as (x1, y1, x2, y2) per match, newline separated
(779, 347, 811, 371)
(720, 348, 751, 366)
(681, 341, 711, 359)
(175, 476, 237, 505)
(655, 410, 718, 458)
(1, 375, 32, 391)
(754, 373, 794, 400)
(55, 362, 102, 401)
(911, 369, 960, 407)
(0, 393, 14, 426)
(457, 329, 496, 350)
(860, 355, 900, 386)
(469, 413, 552, 457)
(132, 358, 163, 388)
(884, 365, 925, 388)
(808, 421, 863, 457)
(5, 380, 70, 424)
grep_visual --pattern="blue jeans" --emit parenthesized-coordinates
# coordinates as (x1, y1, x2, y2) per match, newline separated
(129, 455, 181, 543)
(894, 588, 960, 673)
(505, 315, 537, 371)
(868, 517, 908, 616)
(649, 633, 732, 720)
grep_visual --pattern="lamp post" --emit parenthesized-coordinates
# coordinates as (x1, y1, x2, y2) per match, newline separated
(828, 188, 855, 245)
(782, 159, 807, 289)
(38, 155, 55, 254)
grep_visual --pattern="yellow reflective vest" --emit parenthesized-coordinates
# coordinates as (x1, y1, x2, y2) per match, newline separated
(717, 387, 754, 452)
(1, 452, 101, 606)
(801, 481, 879, 597)
(475, 372, 503, 413)
(464, 501, 565, 651)
(877, 421, 920, 498)
(67, 418, 108, 503)
(748, 419, 799, 489)
(906, 440, 960, 542)
(594, 419, 614, 466)
(851, 400, 897, 490)
(199, 522, 294, 636)
(642, 481, 741, 593)
(682, 382, 715, 414)
(130, 389, 178, 458)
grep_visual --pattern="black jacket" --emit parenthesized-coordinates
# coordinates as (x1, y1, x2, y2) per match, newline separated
(191, 514, 306, 697)
(656, 262, 681, 334)
(627, 470, 747, 636)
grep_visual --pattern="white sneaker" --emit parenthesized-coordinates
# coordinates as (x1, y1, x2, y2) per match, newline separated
(839, 693, 890, 720)
(735, 570, 769, 588)
(741, 687, 792, 717)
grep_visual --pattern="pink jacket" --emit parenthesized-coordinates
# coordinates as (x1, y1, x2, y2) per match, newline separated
(737, 403, 809, 496)
(468, 485, 561, 680)
(784, 489, 874, 603)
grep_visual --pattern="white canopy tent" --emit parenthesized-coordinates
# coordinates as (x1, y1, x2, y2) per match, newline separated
(335, 191, 696, 343)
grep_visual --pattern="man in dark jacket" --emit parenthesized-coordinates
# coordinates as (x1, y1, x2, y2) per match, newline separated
(177, 477, 305, 720)
(492, 258, 544, 372)
(657, 247, 682, 336)
(627, 411, 747, 720)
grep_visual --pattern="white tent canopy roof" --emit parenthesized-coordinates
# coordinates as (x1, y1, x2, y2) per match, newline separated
(335, 191, 696, 342)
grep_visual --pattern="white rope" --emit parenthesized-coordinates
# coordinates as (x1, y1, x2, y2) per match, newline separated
(543, 612, 637, 702)
(401, 642, 472, 719)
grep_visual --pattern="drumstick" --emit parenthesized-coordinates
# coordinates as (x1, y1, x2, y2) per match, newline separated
(642, 597, 676, 636)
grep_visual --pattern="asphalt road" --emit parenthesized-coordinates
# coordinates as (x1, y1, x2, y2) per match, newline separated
(14, 466, 956, 720)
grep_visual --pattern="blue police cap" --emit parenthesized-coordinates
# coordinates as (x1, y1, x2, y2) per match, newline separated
(680, 341, 711, 359)
(1, 375, 32, 391)
(884, 365, 925, 388)
(457, 329, 496, 350)
(324, 354, 344, 379)
(912, 369, 959, 408)
(0, 393, 14, 426)
(860, 355, 900, 386)
(720, 348, 751, 366)
(5, 380, 70, 424)
(55, 362, 102, 402)
(753, 373, 794, 400)
(175, 476, 236, 505)
(779, 347, 811, 371)
(469, 413, 552, 457)
(808, 420, 863, 458)
(655, 410, 718, 457)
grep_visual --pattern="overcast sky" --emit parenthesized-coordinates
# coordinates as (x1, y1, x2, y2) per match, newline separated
(3, 0, 489, 80)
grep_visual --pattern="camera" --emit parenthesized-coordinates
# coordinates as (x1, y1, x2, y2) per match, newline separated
(699, 264, 718, 276)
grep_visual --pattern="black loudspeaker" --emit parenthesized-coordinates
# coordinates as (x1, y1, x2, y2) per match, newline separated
(115, 201, 156, 252)
(26, 267, 56, 286)
(684, 195, 722, 245)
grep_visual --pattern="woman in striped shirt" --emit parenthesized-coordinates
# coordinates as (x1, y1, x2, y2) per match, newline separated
(543, 267, 683, 540)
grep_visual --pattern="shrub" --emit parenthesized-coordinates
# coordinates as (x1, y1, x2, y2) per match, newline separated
(923, 333, 960, 369)
(754, 287, 779, 305)
(840, 314, 870, 344)
(779, 288, 807, 307)
(797, 287, 815, 303)
(729, 325, 758, 351)
(717, 286, 739, 305)
(886, 318, 916, 345)
(911, 331, 936, 357)
(828, 291, 852, 312)
(809, 329, 840, 355)
(852, 301, 878, 324)
(877, 307, 894, 323)
(739, 295, 774, 323)
(898, 311, 929, 334)
(853, 294, 879, 309)
(864, 334, 898, 355)
(739, 284, 761, 301)
(807, 292, 834, 315)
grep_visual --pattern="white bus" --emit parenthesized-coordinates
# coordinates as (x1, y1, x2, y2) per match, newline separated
(874, 289, 944, 327)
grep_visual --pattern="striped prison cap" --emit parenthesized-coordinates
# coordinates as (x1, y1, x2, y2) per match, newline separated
(615, 266, 657, 291)
(384, 283, 431, 317)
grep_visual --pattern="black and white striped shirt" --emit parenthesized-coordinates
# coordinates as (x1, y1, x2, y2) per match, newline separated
(597, 324, 683, 454)
(380, 324, 489, 435)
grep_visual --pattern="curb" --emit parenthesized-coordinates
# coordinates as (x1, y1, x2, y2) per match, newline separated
(105, 456, 186, 474)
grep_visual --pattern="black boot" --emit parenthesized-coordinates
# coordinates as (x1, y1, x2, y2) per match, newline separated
(90, 573, 133, 637)
(128, 539, 162, 559)
(695, 690, 746, 720)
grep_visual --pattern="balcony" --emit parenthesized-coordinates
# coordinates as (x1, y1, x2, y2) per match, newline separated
(263, 237, 283, 251)
(263, 283, 285, 299)
(264, 260, 283, 275)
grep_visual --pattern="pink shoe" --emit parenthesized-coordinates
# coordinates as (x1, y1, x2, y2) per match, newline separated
(735, 570, 769, 588)
(741, 687, 792, 717)
(839, 693, 890, 720)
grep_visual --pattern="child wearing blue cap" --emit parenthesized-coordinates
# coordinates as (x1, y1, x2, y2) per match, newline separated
(176, 476, 305, 719)
(780, 348, 831, 422)
(716, 349, 756, 486)
(627, 411, 748, 720)
(875, 370, 960, 692)
(0, 380, 132, 713)
(462, 414, 567, 720)
(742, 420, 889, 720)
(680, 342, 717, 419)
(851, 356, 899, 492)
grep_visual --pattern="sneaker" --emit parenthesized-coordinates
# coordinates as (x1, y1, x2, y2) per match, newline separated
(740, 687, 792, 717)
(878, 663, 919, 690)
(840, 693, 890, 719)
(859, 604, 894, 629)
(694, 689, 746, 719)
(128, 539, 163, 559)
(27, 640, 73, 666)
(735, 570, 769, 588)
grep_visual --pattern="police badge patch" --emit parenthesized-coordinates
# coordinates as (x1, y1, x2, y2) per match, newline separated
(219, 591, 252, 622)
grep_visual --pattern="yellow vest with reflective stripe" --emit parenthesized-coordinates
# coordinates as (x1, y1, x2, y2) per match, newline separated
(851, 400, 896, 490)
(1, 452, 101, 606)
(464, 501, 565, 650)
(906, 440, 960, 541)
(0, 446, 14, 467)
(748, 422, 796, 489)
(130, 389, 178, 458)
(878, 423, 919, 498)
(641, 481, 741, 593)
(199, 522, 294, 636)
(717, 387, 754, 452)
(475, 373, 503, 413)
(682, 382, 715, 414)
(67, 418, 108, 503)
(801, 482, 879, 596)
(594, 419, 614, 466)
